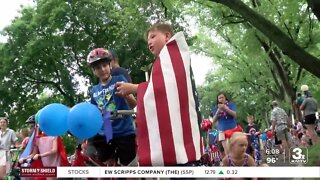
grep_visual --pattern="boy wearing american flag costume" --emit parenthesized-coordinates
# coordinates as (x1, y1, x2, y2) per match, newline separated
(116, 23, 203, 166)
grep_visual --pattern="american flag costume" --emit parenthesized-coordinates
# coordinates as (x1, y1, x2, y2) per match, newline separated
(136, 32, 202, 166)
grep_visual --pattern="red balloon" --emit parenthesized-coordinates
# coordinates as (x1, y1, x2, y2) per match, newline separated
(201, 119, 212, 131)
(267, 131, 273, 139)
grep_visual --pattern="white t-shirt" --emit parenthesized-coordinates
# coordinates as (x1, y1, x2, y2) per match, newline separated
(0, 128, 18, 150)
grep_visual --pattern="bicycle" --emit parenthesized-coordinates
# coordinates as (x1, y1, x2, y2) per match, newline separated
(6, 148, 22, 180)
(71, 110, 136, 167)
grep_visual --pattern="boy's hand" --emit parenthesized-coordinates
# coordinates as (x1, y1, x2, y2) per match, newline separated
(115, 82, 138, 96)
(19, 158, 25, 164)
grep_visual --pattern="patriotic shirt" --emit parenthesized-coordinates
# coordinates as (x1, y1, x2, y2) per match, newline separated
(90, 75, 135, 138)
(212, 102, 237, 131)
(136, 32, 202, 166)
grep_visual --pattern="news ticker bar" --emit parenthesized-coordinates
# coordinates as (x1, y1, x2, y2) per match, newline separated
(20, 167, 320, 178)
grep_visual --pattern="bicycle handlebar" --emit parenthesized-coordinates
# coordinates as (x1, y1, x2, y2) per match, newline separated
(110, 110, 135, 120)
(9, 148, 21, 153)
(112, 110, 135, 115)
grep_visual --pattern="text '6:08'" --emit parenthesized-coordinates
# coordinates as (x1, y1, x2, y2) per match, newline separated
(265, 148, 280, 155)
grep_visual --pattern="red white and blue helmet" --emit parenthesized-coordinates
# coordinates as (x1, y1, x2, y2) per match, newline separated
(87, 48, 112, 66)
(25, 115, 35, 124)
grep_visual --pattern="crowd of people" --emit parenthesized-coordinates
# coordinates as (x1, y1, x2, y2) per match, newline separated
(290, 85, 319, 148)
(0, 21, 319, 180)
(203, 84, 319, 169)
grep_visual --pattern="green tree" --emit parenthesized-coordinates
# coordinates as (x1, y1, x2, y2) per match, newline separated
(209, 0, 320, 78)
(190, 0, 320, 125)
(0, 0, 190, 130)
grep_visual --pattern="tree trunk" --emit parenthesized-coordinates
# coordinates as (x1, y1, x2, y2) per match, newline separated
(293, 105, 303, 122)
(265, 111, 270, 128)
(210, 0, 320, 78)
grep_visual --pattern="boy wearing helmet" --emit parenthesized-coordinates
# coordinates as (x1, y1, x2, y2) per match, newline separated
(86, 48, 137, 166)
(25, 114, 36, 135)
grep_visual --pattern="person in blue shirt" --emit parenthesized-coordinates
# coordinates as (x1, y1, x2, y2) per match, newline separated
(86, 48, 137, 166)
(212, 92, 237, 156)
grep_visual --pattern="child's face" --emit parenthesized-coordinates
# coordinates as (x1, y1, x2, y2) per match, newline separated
(147, 30, 171, 57)
(92, 61, 111, 82)
(232, 136, 248, 155)
(247, 117, 254, 124)
(19, 131, 25, 138)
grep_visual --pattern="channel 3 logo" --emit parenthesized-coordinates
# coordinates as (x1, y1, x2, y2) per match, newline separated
(289, 147, 308, 164)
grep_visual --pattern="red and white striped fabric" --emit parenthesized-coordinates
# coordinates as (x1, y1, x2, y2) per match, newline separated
(136, 32, 202, 166)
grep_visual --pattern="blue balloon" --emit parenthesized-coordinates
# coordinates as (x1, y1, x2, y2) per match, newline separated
(38, 103, 69, 136)
(261, 132, 268, 141)
(68, 102, 102, 139)
(35, 108, 43, 124)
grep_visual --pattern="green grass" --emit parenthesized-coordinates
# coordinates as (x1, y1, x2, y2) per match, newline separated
(306, 142, 320, 166)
